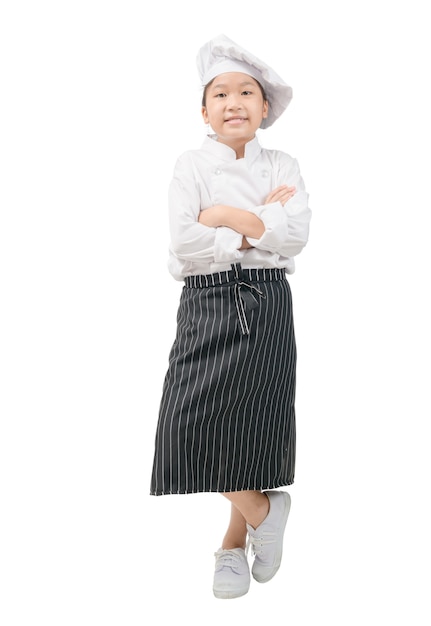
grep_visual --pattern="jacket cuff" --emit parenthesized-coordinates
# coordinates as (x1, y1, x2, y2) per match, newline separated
(214, 226, 243, 262)
(246, 202, 289, 252)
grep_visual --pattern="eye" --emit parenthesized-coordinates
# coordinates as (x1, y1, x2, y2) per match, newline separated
(241, 90, 252, 96)
(214, 92, 227, 98)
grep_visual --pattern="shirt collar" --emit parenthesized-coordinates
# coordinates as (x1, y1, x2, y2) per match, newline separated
(201, 134, 262, 163)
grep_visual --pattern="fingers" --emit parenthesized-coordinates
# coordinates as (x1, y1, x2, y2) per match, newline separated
(265, 185, 296, 206)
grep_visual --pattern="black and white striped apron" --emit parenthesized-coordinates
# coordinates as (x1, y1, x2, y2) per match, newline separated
(150, 263, 296, 495)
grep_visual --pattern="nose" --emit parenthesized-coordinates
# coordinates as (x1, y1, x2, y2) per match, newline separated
(226, 94, 243, 109)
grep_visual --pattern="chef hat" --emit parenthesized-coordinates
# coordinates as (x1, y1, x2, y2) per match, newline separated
(196, 34, 293, 129)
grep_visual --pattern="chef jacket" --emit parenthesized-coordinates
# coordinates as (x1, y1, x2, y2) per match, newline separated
(168, 135, 311, 280)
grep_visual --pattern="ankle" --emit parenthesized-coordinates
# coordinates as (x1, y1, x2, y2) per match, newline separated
(221, 534, 246, 550)
(247, 494, 270, 530)
(221, 542, 246, 550)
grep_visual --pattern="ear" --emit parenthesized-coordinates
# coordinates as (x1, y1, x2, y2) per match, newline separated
(262, 100, 269, 119)
(201, 106, 209, 124)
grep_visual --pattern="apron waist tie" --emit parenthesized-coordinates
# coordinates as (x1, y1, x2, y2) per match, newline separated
(232, 263, 266, 335)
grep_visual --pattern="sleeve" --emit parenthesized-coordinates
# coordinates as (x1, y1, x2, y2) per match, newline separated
(246, 155, 311, 258)
(168, 154, 243, 263)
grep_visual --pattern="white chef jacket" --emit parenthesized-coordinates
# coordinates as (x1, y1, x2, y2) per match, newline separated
(168, 135, 311, 280)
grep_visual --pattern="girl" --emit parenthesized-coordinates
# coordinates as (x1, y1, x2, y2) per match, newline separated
(150, 34, 311, 599)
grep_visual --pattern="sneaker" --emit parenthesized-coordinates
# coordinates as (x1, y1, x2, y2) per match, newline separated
(213, 547, 250, 599)
(246, 490, 291, 583)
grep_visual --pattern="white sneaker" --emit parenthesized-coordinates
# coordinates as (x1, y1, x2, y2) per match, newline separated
(213, 547, 250, 599)
(246, 490, 291, 583)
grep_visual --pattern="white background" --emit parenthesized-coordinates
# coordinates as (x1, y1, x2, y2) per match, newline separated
(1, 1, 430, 624)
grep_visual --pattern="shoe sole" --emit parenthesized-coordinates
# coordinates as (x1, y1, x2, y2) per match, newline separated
(213, 586, 250, 599)
(252, 491, 291, 583)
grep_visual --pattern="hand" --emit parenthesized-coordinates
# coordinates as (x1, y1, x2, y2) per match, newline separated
(239, 236, 254, 250)
(265, 185, 296, 206)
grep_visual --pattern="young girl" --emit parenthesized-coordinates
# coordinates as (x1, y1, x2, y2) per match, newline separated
(150, 34, 311, 599)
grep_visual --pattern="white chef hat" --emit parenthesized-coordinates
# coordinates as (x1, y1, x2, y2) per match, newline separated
(197, 34, 293, 129)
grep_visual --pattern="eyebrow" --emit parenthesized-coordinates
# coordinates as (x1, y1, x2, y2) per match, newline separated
(211, 81, 256, 89)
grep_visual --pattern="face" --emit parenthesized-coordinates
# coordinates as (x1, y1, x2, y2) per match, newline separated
(202, 72, 268, 154)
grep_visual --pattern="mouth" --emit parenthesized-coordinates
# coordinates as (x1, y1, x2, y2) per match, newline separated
(225, 117, 247, 125)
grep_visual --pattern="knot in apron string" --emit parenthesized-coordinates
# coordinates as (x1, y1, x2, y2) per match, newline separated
(231, 263, 266, 335)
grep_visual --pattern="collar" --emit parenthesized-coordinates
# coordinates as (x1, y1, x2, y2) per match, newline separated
(201, 134, 262, 164)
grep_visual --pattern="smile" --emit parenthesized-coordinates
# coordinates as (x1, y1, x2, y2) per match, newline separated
(225, 117, 247, 125)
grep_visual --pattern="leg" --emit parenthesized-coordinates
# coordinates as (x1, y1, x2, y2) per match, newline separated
(214, 490, 266, 599)
(220, 490, 270, 549)
(221, 503, 247, 549)
(222, 489, 291, 584)
(222, 490, 269, 531)
(213, 489, 288, 598)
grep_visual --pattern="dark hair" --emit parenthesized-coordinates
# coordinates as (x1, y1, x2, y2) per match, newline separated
(202, 77, 267, 107)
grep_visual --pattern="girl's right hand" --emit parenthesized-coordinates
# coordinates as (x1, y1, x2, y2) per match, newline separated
(265, 185, 296, 206)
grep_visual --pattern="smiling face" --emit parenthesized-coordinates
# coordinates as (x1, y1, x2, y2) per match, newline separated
(201, 72, 268, 157)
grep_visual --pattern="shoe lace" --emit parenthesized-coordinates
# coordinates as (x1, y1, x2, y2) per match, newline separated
(246, 531, 276, 556)
(214, 550, 243, 571)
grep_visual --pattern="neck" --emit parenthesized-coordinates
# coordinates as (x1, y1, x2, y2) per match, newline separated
(235, 145, 245, 159)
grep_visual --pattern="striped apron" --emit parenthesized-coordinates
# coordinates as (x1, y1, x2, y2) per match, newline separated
(150, 263, 296, 495)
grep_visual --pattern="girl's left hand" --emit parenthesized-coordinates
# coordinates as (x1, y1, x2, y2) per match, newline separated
(265, 185, 296, 206)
